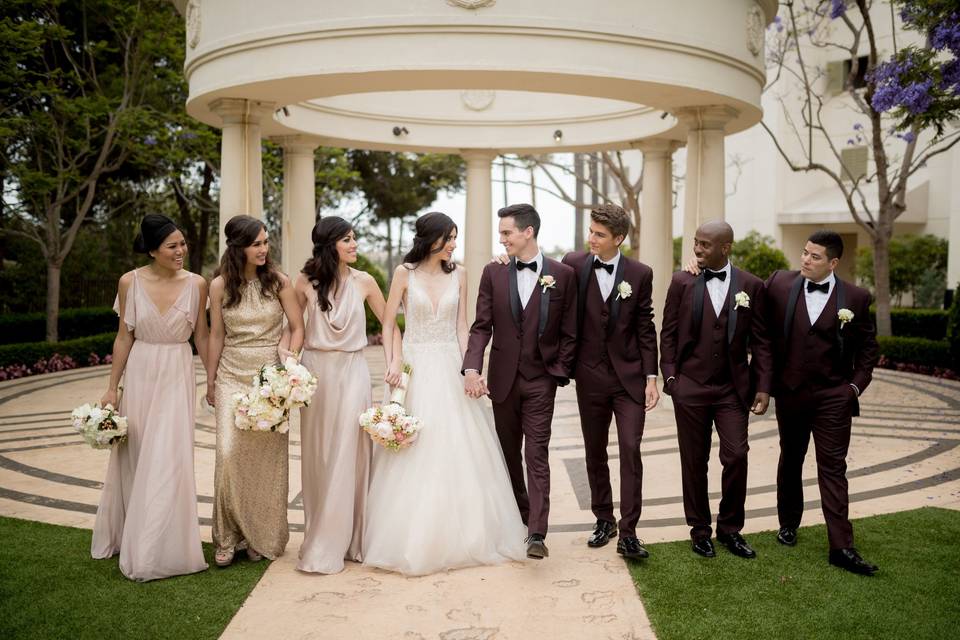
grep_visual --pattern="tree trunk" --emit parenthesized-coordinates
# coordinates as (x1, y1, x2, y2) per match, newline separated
(385, 218, 394, 279)
(872, 228, 893, 337)
(574, 153, 584, 249)
(45, 261, 62, 343)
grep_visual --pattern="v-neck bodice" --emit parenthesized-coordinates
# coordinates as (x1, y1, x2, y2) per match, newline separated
(403, 268, 459, 348)
(114, 269, 199, 344)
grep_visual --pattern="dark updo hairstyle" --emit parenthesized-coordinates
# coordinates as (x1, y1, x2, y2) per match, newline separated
(216, 214, 282, 308)
(402, 211, 457, 274)
(133, 214, 180, 256)
(301, 216, 354, 312)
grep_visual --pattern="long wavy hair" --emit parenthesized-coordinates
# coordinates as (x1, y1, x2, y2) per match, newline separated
(301, 216, 354, 312)
(402, 211, 457, 273)
(216, 215, 282, 308)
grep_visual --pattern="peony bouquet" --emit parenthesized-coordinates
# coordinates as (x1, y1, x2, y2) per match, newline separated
(359, 363, 422, 451)
(234, 356, 318, 434)
(72, 403, 128, 449)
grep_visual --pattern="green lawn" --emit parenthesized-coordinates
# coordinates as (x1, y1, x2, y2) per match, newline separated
(0, 516, 269, 640)
(629, 507, 960, 640)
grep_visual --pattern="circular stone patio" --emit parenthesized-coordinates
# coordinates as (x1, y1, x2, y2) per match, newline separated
(1, 352, 959, 639)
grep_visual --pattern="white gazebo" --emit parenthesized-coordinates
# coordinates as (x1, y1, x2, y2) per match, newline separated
(174, 0, 776, 318)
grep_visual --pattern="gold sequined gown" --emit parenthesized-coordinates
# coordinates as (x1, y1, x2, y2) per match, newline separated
(212, 281, 289, 559)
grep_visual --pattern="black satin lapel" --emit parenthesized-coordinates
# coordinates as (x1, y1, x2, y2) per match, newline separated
(835, 279, 846, 355)
(608, 255, 626, 335)
(727, 268, 738, 344)
(784, 274, 804, 339)
(538, 259, 551, 336)
(692, 274, 705, 338)
(508, 258, 521, 327)
(578, 255, 592, 333)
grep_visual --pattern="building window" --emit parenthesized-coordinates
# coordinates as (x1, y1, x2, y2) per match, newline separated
(841, 146, 868, 182)
(827, 55, 869, 95)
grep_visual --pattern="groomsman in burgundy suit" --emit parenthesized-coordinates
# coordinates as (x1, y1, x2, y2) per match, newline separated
(765, 230, 879, 575)
(561, 204, 659, 560)
(660, 221, 772, 559)
(462, 203, 578, 560)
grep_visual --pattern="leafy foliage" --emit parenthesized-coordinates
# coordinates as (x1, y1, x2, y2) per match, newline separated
(730, 231, 790, 281)
(856, 234, 948, 307)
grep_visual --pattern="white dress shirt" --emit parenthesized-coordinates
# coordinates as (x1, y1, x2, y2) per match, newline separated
(593, 252, 620, 301)
(805, 272, 835, 325)
(517, 251, 543, 309)
(704, 262, 731, 317)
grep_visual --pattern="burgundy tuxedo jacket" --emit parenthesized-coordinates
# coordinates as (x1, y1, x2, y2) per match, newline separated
(763, 270, 878, 400)
(659, 267, 773, 409)
(462, 256, 578, 404)
(561, 251, 658, 404)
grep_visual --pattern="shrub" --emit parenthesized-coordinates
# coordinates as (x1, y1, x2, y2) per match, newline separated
(870, 307, 950, 339)
(948, 283, 960, 371)
(0, 307, 117, 345)
(0, 332, 116, 368)
(352, 254, 387, 336)
(731, 231, 791, 281)
(876, 335, 953, 370)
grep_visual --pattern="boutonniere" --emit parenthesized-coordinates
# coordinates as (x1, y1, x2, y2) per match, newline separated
(734, 291, 750, 310)
(838, 308, 854, 328)
(616, 281, 632, 300)
(539, 274, 556, 293)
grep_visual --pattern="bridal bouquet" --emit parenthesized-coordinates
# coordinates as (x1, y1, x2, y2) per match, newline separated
(359, 363, 423, 451)
(234, 356, 318, 434)
(72, 403, 128, 449)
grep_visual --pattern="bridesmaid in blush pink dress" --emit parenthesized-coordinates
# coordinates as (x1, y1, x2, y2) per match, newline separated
(92, 214, 209, 582)
(287, 216, 400, 574)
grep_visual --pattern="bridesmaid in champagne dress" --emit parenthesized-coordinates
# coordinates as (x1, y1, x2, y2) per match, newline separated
(92, 214, 209, 582)
(288, 216, 399, 574)
(206, 215, 304, 567)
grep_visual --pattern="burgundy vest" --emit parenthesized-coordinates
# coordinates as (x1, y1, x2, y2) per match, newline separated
(682, 288, 731, 385)
(517, 285, 547, 380)
(578, 273, 612, 368)
(781, 289, 843, 390)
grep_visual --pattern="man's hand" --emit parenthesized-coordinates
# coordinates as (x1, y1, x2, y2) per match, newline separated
(491, 254, 510, 265)
(464, 370, 489, 398)
(644, 378, 660, 411)
(751, 391, 770, 415)
(683, 258, 701, 276)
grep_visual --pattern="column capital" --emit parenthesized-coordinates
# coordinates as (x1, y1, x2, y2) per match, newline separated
(274, 135, 321, 155)
(633, 138, 683, 157)
(673, 106, 739, 131)
(208, 98, 276, 126)
(459, 149, 498, 166)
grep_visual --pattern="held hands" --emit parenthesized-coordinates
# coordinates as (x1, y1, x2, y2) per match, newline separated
(463, 370, 489, 399)
(205, 383, 216, 408)
(751, 392, 770, 415)
(644, 378, 660, 412)
(384, 360, 403, 387)
(100, 389, 118, 409)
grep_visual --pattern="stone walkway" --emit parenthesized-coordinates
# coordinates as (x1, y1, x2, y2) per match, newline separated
(1, 349, 960, 639)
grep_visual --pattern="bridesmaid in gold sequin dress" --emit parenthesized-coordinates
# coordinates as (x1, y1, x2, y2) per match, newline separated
(206, 215, 304, 567)
(284, 216, 400, 574)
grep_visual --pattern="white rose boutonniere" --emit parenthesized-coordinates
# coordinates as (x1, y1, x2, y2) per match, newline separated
(838, 308, 854, 328)
(539, 274, 556, 293)
(734, 291, 750, 310)
(616, 281, 632, 300)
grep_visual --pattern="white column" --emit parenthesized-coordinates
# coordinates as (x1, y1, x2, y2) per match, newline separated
(676, 106, 738, 262)
(638, 139, 680, 332)
(209, 98, 274, 255)
(278, 137, 319, 278)
(461, 150, 496, 323)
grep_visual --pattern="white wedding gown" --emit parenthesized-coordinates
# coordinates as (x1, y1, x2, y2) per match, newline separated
(363, 268, 527, 575)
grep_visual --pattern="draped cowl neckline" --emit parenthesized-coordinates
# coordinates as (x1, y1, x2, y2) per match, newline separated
(303, 270, 368, 353)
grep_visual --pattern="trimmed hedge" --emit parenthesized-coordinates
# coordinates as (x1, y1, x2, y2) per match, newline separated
(877, 336, 952, 370)
(874, 307, 949, 340)
(0, 332, 116, 368)
(0, 307, 117, 345)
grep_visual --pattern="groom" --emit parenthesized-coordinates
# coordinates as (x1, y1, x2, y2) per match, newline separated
(463, 203, 578, 559)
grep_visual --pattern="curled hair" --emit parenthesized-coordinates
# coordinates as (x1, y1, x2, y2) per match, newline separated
(133, 214, 179, 255)
(301, 216, 354, 312)
(215, 215, 282, 308)
(402, 211, 457, 274)
(590, 203, 630, 240)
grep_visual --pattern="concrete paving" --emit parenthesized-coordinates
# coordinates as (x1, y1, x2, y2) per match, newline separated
(1, 348, 959, 639)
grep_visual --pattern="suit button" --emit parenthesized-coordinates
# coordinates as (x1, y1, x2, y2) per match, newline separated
(714, 323, 721, 330)
(713, 353, 719, 358)
(808, 329, 815, 335)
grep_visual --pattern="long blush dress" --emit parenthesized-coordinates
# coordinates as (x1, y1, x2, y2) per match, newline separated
(91, 269, 207, 582)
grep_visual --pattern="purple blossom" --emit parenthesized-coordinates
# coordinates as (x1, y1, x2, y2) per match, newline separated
(931, 15, 960, 54)
(898, 131, 917, 144)
(942, 59, 960, 95)
(871, 83, 902, 113)
(853, 123, 863, 131)
(143, 135, 158, 146)
(899, 80, 934, 114)
(830, 0, 846, 20)
(847, 138, 855, 145)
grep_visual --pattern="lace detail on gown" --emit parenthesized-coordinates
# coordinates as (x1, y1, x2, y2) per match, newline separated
(402, 268, 460, 349)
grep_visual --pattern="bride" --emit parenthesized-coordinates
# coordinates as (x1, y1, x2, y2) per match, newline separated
(363, 212, 527, 575)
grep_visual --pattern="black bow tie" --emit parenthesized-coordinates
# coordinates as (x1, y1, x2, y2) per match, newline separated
(807, 281, 830, 294)
(592, 258, 614, 274)
(516, 260, 538, 272)
(703, 269, 726, 282)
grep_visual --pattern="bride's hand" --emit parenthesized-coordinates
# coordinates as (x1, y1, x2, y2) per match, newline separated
(205, 383, 216, 408)
(384, 361, 403, 387)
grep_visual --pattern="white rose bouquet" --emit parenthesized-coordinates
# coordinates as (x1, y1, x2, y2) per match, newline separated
(72, 402, 128, 449)
(359, 363, 423, 451)
(234, 356, 318, 434)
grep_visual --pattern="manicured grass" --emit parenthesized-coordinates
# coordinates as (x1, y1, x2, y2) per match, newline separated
(0, 517, 270, 640)
(628, 507, 960, 640)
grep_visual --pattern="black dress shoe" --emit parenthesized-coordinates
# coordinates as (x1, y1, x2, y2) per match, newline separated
(691, 537, 716, 558)
(829, 548, 878, 576)
(716, 532, 757, 559)
(587, 520, 617, 548)
(777, 527, 798, 546)
(616, 536, 649, 560)
(526, 534, 549, 559)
